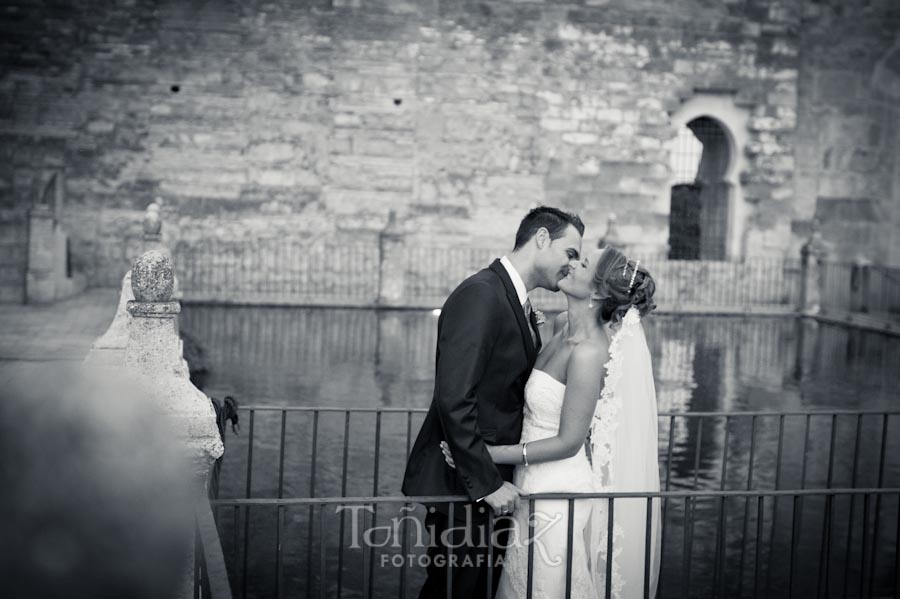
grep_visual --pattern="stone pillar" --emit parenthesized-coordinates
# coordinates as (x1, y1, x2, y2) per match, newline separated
(375, 310, 405, 405)
(377, 210, 407, 306)
(25, 203, 56, 303)
(125, 249, 223, 598)
(86, 202, 171, 365)
(598, 213, 624, 251)
(799, 221, 828, 315)
(793, 315, 822, 381)
(850, 257, 871, 313)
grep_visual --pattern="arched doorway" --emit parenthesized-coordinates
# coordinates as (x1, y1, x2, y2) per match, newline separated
(668, 117, 731, 260)
(666, 95, 749, 261)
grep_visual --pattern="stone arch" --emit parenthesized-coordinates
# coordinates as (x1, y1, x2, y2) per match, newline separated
(666, 94, 750, 260)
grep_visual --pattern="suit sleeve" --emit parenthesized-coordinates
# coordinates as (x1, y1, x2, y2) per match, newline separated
(434, 282, 505, 502)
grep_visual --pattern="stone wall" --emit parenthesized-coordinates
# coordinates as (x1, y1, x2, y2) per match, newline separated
(1, 0, 899, 291)
(794, 0, 900, 264)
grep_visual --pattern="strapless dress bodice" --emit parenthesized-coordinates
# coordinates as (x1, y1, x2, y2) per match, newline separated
(515, 369, 595, 494)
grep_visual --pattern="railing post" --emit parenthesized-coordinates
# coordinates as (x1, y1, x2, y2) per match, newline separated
(799, 220, 828, 315)
(125, 249, 224, 598)
(377, 210, 407, 306)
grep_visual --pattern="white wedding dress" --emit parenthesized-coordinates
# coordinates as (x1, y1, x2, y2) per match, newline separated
(496, 306, 661, 599)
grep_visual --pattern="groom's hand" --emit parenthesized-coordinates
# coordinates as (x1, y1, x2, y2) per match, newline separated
(483, 482, 522, 516)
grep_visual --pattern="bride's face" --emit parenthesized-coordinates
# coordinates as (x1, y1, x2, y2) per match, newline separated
(558, 248, 605, 300)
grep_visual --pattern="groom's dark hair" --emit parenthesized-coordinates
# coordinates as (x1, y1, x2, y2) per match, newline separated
(513, 206, 585, 250)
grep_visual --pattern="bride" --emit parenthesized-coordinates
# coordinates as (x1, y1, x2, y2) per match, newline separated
(441, 246, 661, 598)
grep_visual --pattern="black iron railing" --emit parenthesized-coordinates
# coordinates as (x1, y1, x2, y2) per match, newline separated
(211, 407, 900, 501)
(173, 238, 805, 313)
(821, 262, 900, 319)
(205, 407, 900, 598)
(175, 239, 381, 305)
(206, 406, 900, 597)
(209, 488, 900, 599)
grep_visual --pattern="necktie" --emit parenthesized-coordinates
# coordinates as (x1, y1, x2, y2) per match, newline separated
(524, 298, 537, 348)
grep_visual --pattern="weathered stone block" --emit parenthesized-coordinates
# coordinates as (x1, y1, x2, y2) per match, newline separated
(562, 132, 599, 145)
(247, 143, 295, 163)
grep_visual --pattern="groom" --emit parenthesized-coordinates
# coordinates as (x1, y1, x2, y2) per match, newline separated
(402, 206, 584, 599)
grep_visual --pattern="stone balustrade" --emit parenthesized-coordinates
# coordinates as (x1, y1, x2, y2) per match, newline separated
(84, 204, 215, 596)
(120, 248, 223, 597)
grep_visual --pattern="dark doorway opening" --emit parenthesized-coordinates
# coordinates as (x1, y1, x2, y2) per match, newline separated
(668, 117, 731, 260)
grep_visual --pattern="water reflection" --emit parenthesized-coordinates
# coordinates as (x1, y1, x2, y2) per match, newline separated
(182, 305, 900, 412)
(181, 306, 900, 498)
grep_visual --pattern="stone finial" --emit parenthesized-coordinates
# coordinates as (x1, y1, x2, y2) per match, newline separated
(131, 249, 174, 303)
(143, 202, 162, 238)
(599, 213, 624, 250)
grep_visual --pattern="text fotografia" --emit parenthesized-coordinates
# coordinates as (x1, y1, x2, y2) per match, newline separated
(335, 504, 573, 566)
(381, 553, 507, 569)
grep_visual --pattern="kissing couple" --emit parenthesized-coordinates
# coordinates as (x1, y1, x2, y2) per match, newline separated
(402, 206, 662, 599)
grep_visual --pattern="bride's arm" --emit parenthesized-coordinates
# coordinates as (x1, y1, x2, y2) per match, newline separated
(488, 341, 608, 465)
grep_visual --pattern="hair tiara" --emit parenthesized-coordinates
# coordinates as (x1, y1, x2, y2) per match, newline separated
(622, 259, 640, 294)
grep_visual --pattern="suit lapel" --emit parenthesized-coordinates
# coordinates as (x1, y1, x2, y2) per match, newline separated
(489, 260, 538, 362)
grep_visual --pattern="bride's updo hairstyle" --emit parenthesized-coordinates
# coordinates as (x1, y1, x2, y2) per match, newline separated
(591, 247, 657, 325)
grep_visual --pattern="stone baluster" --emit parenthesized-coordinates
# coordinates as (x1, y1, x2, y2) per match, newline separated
(799, 220, 828, 315)
(377, 210, 407, 306)
(125, 249, 223, 597)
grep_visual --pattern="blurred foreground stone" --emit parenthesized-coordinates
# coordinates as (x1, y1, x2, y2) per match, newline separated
(0, 362, 192, 598)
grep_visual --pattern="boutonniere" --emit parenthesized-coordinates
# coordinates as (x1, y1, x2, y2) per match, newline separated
(533, 309, 546, 326)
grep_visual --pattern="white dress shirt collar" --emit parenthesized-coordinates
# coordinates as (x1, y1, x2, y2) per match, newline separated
(499, 255, 529, 306)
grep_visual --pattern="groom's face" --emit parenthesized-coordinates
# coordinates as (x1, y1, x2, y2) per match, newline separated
(538, 225, 583, 291)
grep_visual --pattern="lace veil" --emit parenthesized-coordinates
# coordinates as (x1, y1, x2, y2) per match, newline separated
(587, 306, 662, 598)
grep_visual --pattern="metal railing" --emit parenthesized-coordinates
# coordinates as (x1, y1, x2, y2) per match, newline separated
(821, 262, 900, 319)
(171, 238, 805, 313)
(174, 239, 380, 305)
(869, 265, 900, 316)
(209, 488, 900, 599)
(207, 407, 900, 597)
(400, 245, 499, 305)
(211, 407, 900, 501)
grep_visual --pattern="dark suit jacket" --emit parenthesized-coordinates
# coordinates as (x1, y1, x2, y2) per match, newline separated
(401, 259, 542, 504)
